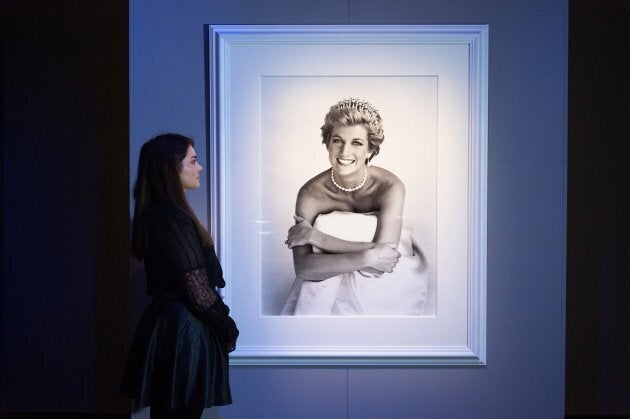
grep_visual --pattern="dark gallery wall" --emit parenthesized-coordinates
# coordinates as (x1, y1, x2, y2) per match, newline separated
(130, 0, 566, 418)
(566, 0, 630, 415)
(1, 0, 130, 414)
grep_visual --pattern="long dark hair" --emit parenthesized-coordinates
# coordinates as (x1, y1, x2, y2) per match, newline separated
(131, 133, 212, 259)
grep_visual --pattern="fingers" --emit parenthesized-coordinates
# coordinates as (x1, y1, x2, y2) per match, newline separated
(387, 244, 402, 259)
(384, 256, 400, 273)
(286, 216, 310, 248)
(383, 260, 399, 273)
(376, 243, 401, 259)
(373, 244, 401, 273)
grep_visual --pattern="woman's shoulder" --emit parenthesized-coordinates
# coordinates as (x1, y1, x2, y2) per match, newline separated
(370, 166, 404, 189)
(149, 202, 193, 225)
(297, 169, 330, 197)
(295, 170, 338, 218)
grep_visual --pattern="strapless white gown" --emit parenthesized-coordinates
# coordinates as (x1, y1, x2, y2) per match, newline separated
(281, 211, 428, 316)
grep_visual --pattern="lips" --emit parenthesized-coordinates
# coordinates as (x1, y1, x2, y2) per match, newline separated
(336, 158, 356, 165)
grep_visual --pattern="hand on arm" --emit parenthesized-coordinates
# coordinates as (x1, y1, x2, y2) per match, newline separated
(288, 184, 403, 281)
(287, 215, 374, 253)
(363, 243, 401, 273)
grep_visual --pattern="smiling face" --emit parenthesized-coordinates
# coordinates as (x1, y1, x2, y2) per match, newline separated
(179, 145, 203, 190)
(327, 124, 371, 179)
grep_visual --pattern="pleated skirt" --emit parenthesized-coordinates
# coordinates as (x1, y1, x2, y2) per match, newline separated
(119, 297, 232, 408)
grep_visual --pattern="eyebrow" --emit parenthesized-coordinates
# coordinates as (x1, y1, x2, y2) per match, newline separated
(331, 135, 365, 141)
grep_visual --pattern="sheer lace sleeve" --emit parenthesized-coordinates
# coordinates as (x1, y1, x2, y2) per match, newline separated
(154, 209, 222, 311)
(182, 267, 237, 351)
(152, 207, 239, 350)
(181, 267, 219, 311)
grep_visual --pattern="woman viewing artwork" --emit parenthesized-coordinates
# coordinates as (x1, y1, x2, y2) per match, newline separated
(282, 98, 429, 316)
(119, 133, 238, 419)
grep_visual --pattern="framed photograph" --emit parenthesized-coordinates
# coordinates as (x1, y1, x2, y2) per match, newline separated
(207, 25, 487, 365)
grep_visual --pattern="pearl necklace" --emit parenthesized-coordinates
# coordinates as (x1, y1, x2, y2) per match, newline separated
(330, 166, 368, 192)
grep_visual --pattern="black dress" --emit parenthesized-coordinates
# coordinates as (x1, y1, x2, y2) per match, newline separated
(120, 204, 237, 408)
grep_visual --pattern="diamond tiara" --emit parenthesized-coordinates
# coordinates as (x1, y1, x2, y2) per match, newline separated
(330, 98, 380, 120)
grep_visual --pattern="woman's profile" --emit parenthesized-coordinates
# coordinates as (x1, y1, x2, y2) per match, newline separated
(119, 133, 238, 419)
(281, 98, 429, 316)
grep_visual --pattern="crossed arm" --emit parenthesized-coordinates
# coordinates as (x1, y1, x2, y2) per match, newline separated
(288, 182, 405, 282)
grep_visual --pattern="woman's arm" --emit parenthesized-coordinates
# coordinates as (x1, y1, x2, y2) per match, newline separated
(287, 215, 375, 253)
(288, 175, 406, 253)
(372, 177, 406, 245)
(289, 181, 403, 281)
(156, 209, 239, 351)
(292, 241, 401, 281)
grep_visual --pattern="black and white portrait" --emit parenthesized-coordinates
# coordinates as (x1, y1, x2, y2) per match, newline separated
(210, 25, 487, 364)
(258, 78, 438, 317)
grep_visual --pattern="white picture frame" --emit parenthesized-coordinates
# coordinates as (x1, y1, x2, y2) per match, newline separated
(207, 25, 487, 365)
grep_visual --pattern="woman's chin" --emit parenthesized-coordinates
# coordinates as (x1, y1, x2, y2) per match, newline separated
(183, 182, 201, 191)
(333, 165, 360, 177)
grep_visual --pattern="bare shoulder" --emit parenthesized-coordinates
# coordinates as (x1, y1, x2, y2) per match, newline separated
(370, 166, 405, 196)
(297, 169, 330, 201)
(295, 169, 331, 221)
